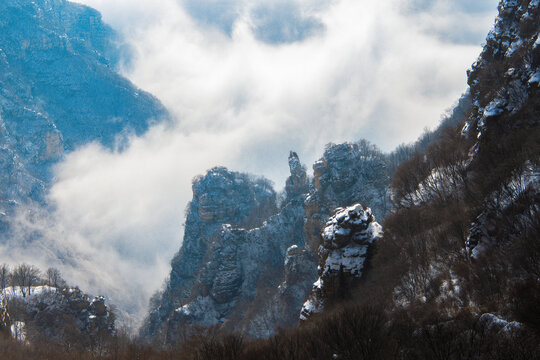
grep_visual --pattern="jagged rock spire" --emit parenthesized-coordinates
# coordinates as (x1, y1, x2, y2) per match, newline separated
(285, 151, 309, 199)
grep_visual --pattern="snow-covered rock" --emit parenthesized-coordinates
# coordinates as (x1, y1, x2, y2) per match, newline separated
(0, 285, 115, 345)
(301, 204, 382, 321)
(465, 0, 539, 138)
(304, 141, 389, 254)
(479, 313, 523, 335)
(466, 163, 539, 257)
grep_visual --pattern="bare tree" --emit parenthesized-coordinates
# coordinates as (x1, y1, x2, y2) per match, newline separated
(46, 268, 65, 289)
(26, 265, 40, 296)
(11, 264, 41, 297)
(0, 264, 9, 295)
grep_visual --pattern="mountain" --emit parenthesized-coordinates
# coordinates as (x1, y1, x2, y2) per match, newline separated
(0, 0, 168, 233)
(367, 0, 539, 335)
(140, 165, 300, 340)
(142, 141, 391, 341)
(1, 0, 538, 357)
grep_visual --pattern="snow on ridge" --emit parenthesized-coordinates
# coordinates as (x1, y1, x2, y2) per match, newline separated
(1, 285, 56, 299)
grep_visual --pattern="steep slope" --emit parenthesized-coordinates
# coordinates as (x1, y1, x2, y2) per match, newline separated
(371, 0, 539, 329)
(0, 0, 167, 232)
(463, 0, 539, 257)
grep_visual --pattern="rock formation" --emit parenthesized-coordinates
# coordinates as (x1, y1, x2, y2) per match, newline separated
(304, 141, 389, 252)
(0, 286, 114, 345)
(143, 143, 391, 340)
(285, 151, 309, 200)
(300, 204, 382, 320)
(463, 0, 539, 257)
(141, 167, 285, 340)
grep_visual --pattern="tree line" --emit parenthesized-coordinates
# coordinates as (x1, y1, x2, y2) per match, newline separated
(0, 264, 66, 298)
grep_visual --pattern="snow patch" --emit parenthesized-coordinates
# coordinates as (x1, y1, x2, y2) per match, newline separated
(483, 99, 505, 118)
(1, 285, 56, 299)
(528, 69, 540, 86)
(10, 321, 26, 341)
(505, 39, 523, 57)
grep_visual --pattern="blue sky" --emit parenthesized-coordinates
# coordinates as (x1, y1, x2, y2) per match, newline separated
(178, 0, 498, 45)
(180, 0, 327, 44)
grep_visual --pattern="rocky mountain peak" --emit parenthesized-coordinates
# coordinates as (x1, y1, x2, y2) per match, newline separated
(141, 167, 282, 339)
(191, 167, 276, 224)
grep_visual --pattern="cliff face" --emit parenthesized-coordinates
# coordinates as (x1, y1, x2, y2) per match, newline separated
(167, 167, 277, 304)
(165, 202, 310, 339)
(465, 0, 539, 140)
(0, 0, 167, 233)
(463, 0, 539, 257)
(141, 167, 287, 339)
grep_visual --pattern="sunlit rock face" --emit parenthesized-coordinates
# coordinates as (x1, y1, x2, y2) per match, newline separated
(300, 204, 382, 321)
(0, 0, 167, 233)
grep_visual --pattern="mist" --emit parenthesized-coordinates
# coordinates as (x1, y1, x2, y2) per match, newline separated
(4, 0, 499, 327)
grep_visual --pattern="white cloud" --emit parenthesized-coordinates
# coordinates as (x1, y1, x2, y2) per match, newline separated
(6, 0, 499, 326)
